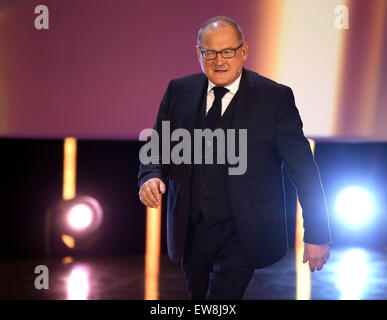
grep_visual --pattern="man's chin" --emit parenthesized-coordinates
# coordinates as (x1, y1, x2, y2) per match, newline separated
(208, 74, 231, 86)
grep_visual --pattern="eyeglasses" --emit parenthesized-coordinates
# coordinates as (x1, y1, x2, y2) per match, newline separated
(199, 43, 243, 60)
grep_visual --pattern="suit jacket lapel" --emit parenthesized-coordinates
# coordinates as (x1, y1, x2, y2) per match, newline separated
(231, 67, 260, 130)
(181, 74, 207, 135)
(179, 74, 207, 177)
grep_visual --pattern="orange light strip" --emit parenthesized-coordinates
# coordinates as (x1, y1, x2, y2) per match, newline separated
(358, 0, 386, 136)
(276, 0, 345, 137)
(63, 137, 77, 200)
(144, 205, 161, 300)
(332, 0, 349, 136)
(333, 0, 386, 138)
(62, 137, 77, 250)
(251, 0, 284, 79)
(295, 139, 315, 300)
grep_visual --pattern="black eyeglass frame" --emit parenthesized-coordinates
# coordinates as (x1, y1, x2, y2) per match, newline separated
(199, 43, 244, 60)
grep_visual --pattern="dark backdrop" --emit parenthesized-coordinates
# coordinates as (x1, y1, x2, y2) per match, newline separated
(1, 139, 386, 260)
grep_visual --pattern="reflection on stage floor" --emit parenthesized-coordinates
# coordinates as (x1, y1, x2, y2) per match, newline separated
(1, 246, 386, 300)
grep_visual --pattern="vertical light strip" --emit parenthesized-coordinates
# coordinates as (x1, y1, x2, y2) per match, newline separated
(251, 0, 285, 79)
(332, 0, 349, 137)
(333, 0, 387, 138)
(358, 0, 386, 136)
(295, 138, 315, 300)
(63, 137, 77, 200)
(144, 205, 161, 300)
(276, 0, 344, 137)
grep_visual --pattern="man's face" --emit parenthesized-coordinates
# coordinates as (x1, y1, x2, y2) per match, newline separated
(196, 25, 248, 86)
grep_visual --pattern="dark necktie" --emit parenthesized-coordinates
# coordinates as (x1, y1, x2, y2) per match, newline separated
(205, 86, 229, 130)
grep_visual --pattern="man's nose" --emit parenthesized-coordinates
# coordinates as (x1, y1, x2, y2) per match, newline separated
(214, 53, 226, 65)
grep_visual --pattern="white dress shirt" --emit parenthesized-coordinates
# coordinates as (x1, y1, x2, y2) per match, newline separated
(206, 73, 242, 116)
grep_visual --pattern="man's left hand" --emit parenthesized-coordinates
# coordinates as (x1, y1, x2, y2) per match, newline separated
(303, 243, 330, 272)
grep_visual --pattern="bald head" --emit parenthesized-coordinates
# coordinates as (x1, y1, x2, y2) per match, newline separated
(197, 16, 244, 48)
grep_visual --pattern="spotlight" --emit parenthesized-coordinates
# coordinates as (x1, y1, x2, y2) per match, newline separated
(45, 195, 104, 256)
(61, 195, 103, 235)
(335, 187, 373, 226)
(68, 204, 93, 230)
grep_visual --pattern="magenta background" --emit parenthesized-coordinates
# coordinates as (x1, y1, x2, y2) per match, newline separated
(0, 0, 386, 140)
(0, 0, 259, 139)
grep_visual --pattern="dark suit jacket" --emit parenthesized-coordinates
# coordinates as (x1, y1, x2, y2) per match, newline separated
(138, 68, 331, 269)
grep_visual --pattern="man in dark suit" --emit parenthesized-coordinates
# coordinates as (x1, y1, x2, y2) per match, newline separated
(138, 16, 331, 299)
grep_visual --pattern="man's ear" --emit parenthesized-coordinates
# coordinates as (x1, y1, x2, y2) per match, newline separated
(242, 42, 248, 61)
(196, 46, 202, 63)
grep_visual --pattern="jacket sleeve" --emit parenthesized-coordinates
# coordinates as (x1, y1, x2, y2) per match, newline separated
(274, 86, 332, 244)
(138, 81, 172, 189)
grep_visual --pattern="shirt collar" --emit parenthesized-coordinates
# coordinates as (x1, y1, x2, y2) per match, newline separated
(207, 73, 242, 95)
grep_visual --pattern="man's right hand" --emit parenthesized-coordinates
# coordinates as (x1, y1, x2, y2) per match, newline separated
(138, 178, 166, 209)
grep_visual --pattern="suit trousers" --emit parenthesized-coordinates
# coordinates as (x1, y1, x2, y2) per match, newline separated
(181, 213, 255, 300)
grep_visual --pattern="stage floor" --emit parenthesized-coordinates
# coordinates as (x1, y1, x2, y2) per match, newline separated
(1, 246, 386, 300)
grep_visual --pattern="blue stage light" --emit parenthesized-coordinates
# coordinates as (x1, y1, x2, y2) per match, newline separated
(335, 187, 374, 226)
